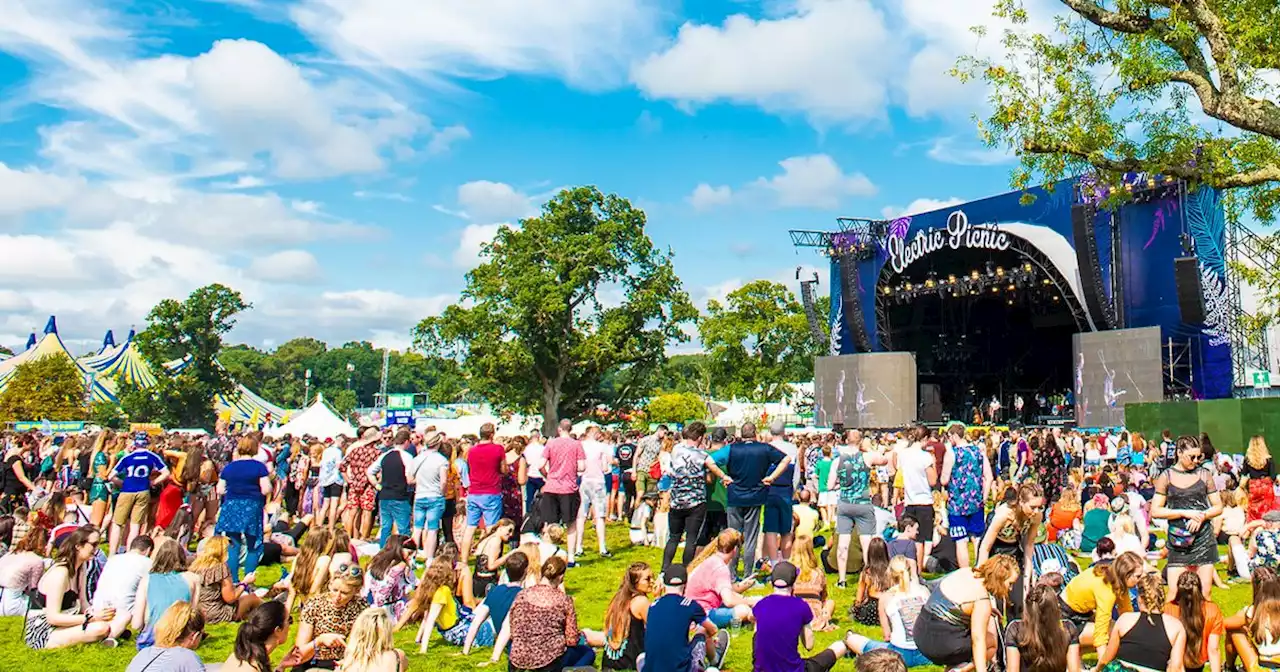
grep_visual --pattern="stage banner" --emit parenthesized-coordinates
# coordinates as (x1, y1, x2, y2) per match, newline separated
(12, 421, 85, 433)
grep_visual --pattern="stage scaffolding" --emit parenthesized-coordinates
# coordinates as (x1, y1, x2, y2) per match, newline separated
(1226, 219, 1272, 388)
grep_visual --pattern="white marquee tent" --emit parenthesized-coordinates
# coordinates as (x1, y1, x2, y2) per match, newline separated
(265, 394, 356, 441)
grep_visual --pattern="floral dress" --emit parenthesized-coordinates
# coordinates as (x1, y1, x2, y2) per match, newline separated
(364, 563, 415, 621)
(501, 453, 524, 530)
(1034, 439, 1068, 505)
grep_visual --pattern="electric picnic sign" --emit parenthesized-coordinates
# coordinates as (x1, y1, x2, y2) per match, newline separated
(886, 211, 1012, 274)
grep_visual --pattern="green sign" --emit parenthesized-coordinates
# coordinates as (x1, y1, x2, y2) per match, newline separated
(12, 421, 86, 432)
(387, 393, 415, 409)
(1253, 370, 1272, 389)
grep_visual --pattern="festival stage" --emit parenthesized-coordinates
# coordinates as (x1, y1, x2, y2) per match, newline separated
(794, 177, 1262, 429)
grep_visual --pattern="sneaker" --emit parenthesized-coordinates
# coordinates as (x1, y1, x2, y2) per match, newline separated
(836, 580, 848, 589)
(568, 561, 579, 569)
(713, 630, 731, 667)
(599, 551, 614, 559)
(118, 629, 133, 642)
(100, 638, 119, 648)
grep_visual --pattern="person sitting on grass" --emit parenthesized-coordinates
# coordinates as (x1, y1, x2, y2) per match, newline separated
(25, 526, 115, 650)
(685, 529, 757, 628)
(637, 563, 729, 672)
(124, 601, 206, 672)
(220, 601, 297, 672)
(753, 561, 861, 672)
(1002, 583, 1082, 672)
(363, 534, 416, 622)
(856, 648, 908, 672)
(340, 607, 407, 672)
(1098, 574, 1185, 672)
(463, 551, 529, 656)
(789, 534, 835, 632)
(1164, 571, 1224, 672)
(493, 556, 595, 671)
(93, 534, 155, 640)
(590, 561, 655, 671)
(853, 537, 892, 626)
(847, 556, 931, 667)
(0, 525, 48, 616)
(190, 536, 262, 624)
(400, 557, 487, 651)
(132, 538, 200, 647)
(885, 516, 920, 563)
(295, 564, 368, 668)
(1225, 566, 1280, 672)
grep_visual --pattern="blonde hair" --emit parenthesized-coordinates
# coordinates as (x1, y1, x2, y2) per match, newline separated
(518, 542, 542, 584)
(153, 600, 204, 648)
(190, 536, 230, 572)
(545, 524, 566, 545)
(1111, 514, 1135, 536)
(789, 535, 822, 583)
(888, 556, 917, 595)
(689, 529, 743, 572)
(1248, 436, 1270, 471)
(1136, 573, 1165, 612)
(340, 608, 395, 672)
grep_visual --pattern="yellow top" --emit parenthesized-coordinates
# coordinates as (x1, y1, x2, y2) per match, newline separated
(1062, 567, 1130, 649)
(431, 585, 458, 631)
(794, 504, 820, 539)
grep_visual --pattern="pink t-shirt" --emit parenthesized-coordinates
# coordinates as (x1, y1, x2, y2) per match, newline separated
(467, 442, 506, 496)
(686, 554, 731, 612)
(542, 437, 585, 495)
(0, 552, 44, 591)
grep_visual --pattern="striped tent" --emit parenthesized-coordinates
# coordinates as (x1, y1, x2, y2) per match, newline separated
(78, 330, 160, 399)
(164, 355, 294, 425)
(0, 317, 116, 404)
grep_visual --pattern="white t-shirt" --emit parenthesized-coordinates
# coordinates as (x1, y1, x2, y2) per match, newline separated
(772, 439, 800, 490)
(524, 442, 547, 475)
(409, 449, 449, 499)
(580, 440, 612, 483)
(92, 552, 152, 613)
(873, 506, 896, 536)
(898, 444, 935, 506)
(884, 588, 929, 649)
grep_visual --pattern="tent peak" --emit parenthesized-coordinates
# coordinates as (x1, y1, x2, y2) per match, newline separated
(44, 316, 57, 336)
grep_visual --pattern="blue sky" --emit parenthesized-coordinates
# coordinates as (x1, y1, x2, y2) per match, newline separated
(0, 0, 1045, 354)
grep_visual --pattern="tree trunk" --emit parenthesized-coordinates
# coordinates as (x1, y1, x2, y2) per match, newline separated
(541, 381, 561, 436)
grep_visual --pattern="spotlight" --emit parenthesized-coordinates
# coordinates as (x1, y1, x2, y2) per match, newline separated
(1042, 278, 1051, 285)
(991, 286, 999, 293)
(882, 285, 891, 295)
(905, 282, 913, 291)
(1052, 295, 1060, 302)
(1007, 299, 1014, 305)
(1023, 262, 1033, 273)
(1007, 283, 1015, 291)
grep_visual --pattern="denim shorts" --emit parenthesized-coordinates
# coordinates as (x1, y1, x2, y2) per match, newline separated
(413, 496, 446, 531)
(863, 641, 931, 668)
(466, 493, 503, 527)
(707, 606, 736, 628)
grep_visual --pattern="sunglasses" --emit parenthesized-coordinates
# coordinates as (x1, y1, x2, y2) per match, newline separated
(337, 562, 364, 579)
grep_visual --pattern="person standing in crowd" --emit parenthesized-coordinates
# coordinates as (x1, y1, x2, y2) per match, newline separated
(83, 432, 112, 529)
(577, 426, 615, 559)
(753, 561, 861, 672)
(522, 430, 546, 514)
(1152, 435, 1224, 598)
(461, 423, 507, 564)
(723, 422, 791, 576)
(663, 422, 732, 571)
(765, 419, 799, 565)
(897, 426, 938, 572)
(1244, 435, 1276, 522)
(110, 434, 170, 554)
(368, 428, 414, 547)
(828, 431, 888, 588)
(341, 430, 382, 541)
(541, 419, 585, 566)
(634, 426, 669, 502)
(317, 437, 344, 531)
(642, 563, 730, 672)
(410, 431, 449, 559)
(217, 438, 271, 583)
(942, 423, 991, 569)
(614, 434, 638, 521)
(978, 482, 1045, 614)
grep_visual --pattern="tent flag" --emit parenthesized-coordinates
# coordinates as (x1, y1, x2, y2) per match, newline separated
(102, 330, 116, 350)
(25, 333, 35, 350)
(126, 329, 136, 341)
(44, 316, 57, 335)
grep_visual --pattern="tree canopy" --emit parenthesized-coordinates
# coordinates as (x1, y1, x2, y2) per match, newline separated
(955, 0, 1280, 317)
(699, 280, 821, 403)
(644, 392, 707, 426)
(414, 186, 697, 433)
(0, 355, 87, 422)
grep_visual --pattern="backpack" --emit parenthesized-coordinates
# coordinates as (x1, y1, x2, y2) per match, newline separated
(77, 451, 94, 491)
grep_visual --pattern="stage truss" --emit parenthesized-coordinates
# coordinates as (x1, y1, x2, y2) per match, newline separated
(1226, 220, 1272, 387)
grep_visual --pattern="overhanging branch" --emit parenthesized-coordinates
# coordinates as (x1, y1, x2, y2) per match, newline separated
(1023, 138, 1280, 189)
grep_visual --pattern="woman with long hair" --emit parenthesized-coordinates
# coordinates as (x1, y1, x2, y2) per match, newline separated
(296, 565, 368, 667)
(280, 527, 332, 611)
(400, 559, 489, 651)
(1061, 551, 1145, 653)
(220, 601, 294, 672)
(155, 435, 188, 531)
(124, 601, 207, 672)
(365, 534, 416, 622)
(502, 437, 528, 531)
(1099, 574, 1186, 672)
(341, 607, 406, 672)
(191, 535, 262, 624)
(1004, 583, 1082, 672)
(977, 482, 1045, 616)
(914, 555, 1020, 672)
(0, 526, 48, 615)
(599, 561, 654, 671)
(847, 555, 932, 666)
(1225, 566, 1280, 672)
(789, 534, 835, 631)
(1047, 485, 1082, 543)
(24, 527, 113, 649)
(853, 536, 891, 625)
(1165, 570, 1224, 672)
(1244, 435, 1276, 522)
(85, 432, 113, 528)
(1152, 435, 1224, 598)
(131, 538, 199, 647)
(471, 518, 516, 601)
(186, 442, 218, 532)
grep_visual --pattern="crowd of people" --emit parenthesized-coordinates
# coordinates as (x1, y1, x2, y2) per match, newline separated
(0, 417, 1276, 672)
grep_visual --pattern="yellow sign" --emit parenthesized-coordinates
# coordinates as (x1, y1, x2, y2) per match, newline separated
(130, 423, 164, 436)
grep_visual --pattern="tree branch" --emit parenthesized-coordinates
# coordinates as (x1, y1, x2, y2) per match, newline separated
(1024, 137, 1280, 189)
(1059, 0, 1154, 33)
(1176, 0, 1239, 92)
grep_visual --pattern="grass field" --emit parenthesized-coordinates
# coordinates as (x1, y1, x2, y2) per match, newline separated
(0, 526, 1255, 672)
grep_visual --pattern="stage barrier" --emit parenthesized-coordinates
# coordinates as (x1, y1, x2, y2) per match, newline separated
(1125, 398, 1280, 457)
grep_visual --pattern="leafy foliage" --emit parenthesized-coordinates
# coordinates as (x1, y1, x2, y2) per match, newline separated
(0, 345, 12, 357)
(0, 355, 87, 422)
(954, 0, 1280, 318)
(644, 392, 708, 425)
(699, 280, 822, 403)
(88, 400, 127, 429)
(414, 187, 697, 433)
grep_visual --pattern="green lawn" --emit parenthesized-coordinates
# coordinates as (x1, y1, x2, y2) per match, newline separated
(0, 527, 1255, 671)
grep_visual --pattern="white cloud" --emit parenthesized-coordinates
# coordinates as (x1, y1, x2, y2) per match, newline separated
(426, 125, 471, 155)
(0, 163, 85, 217)
(454, 223, 508, 268)
(290, 0, 661, 89)
(927, 136, 1015, 166)
(632, 0, 899, 125)
(880, 197, 965, 219)
(247, 250, 323, 283)
(752, 154, 876, 208)
(689, 183, 733, 210)
(355, 190, 413, 202)
(456, 181, 538, 223)
(212, 175, 267, 190)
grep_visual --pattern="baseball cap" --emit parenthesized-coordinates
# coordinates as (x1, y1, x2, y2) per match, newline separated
(1264, 511, 1280, 523)
(663, 564, 688, 587)
(770, 561, 799, 589)
(1110, 496, 1129, 514)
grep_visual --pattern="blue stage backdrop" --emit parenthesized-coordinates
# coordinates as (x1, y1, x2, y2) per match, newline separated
(831, 178, 1233, 400)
